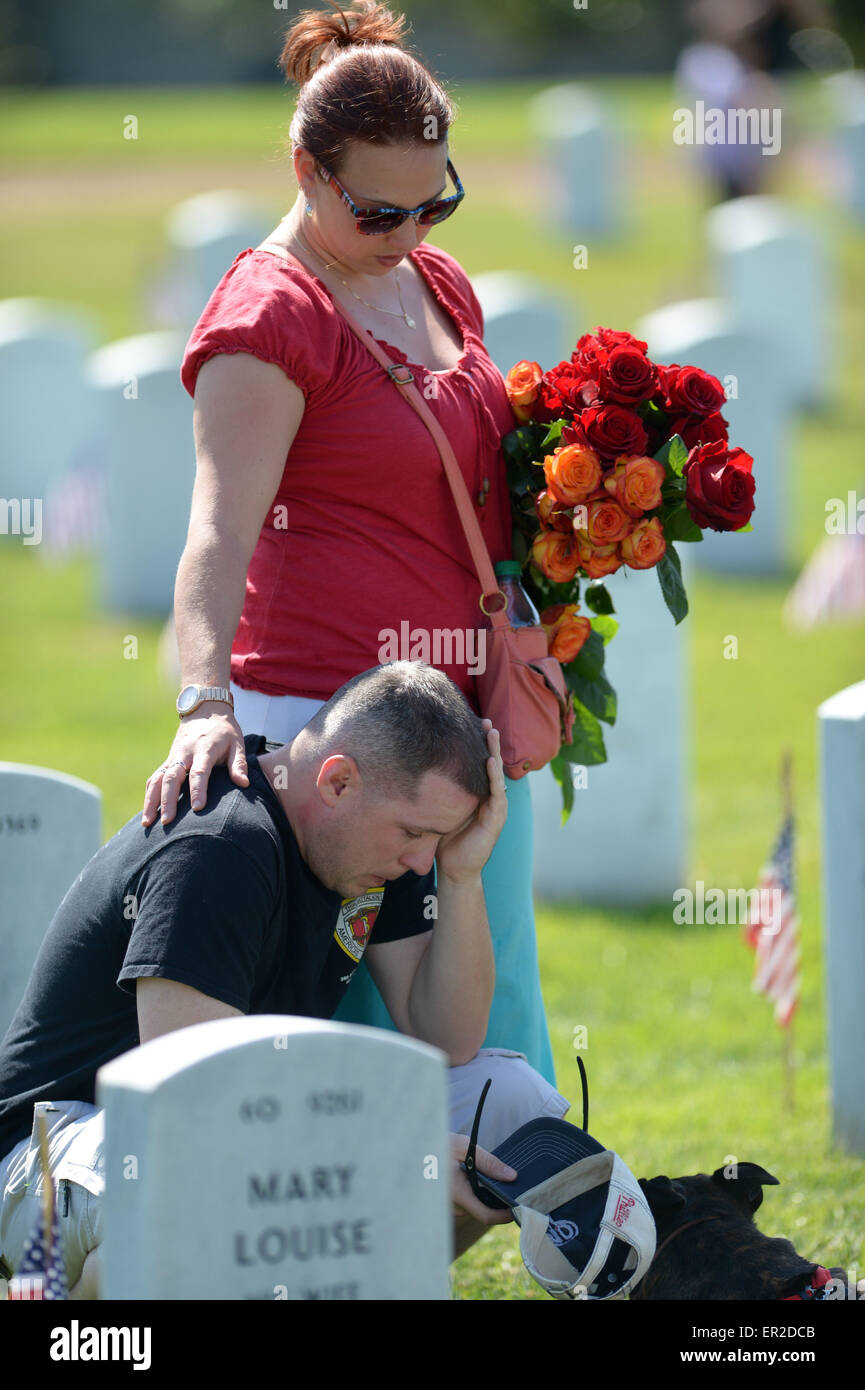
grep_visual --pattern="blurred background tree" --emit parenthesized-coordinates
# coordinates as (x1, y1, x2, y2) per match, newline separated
(0, 0, 862, 87)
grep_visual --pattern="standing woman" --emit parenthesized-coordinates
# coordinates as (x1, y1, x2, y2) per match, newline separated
(142, 0, 557, 1086)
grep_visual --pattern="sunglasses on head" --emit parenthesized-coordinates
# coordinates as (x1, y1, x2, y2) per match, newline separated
(316, 156, 465, 236)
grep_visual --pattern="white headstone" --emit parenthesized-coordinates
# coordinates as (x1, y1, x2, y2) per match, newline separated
(469, 271, 577, 379)
(531, 552, 691, 905)
(0, 764, 101, 1040)
(97, 1015, 451, 1300)
(818, 679, 865, 1157)
(638, 298, 790, 576)
(706, 196, 833, 410)
(0, 299, 99, 506)
(157, 190, 274, 328)
(529, 84, 621, 239)
(85, 330, 193, 614)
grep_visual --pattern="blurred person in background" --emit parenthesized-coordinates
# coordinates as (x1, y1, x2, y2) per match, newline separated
(675, 0, 838, 201)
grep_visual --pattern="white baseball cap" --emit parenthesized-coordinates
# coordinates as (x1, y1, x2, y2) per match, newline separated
(463, 1081, 656, 1300)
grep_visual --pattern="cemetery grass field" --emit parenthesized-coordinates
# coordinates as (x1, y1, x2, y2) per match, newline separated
(2, 78, 864, 1301)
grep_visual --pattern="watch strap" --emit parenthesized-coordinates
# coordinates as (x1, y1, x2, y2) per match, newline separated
(177, 685, 234, 716)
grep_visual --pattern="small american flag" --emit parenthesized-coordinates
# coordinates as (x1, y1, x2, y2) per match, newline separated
(744, 811, 800, 1027)
(6, 1108, 68, 1301)
(6, 1196, 68, 1300)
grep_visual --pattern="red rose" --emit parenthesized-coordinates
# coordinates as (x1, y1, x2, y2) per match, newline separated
(598, 328, 648, 352)
(533, 363, 590, 422)
(571, 328, 649, 380)
(665, 365, 726, 417)
(667, 411, 729, 450)
(570, 334, 607, 379)
(654, 362, 681, 398)
(598, 345, 657, 405)
(565, 404, 649, 462)
(683, 441, 756, 532)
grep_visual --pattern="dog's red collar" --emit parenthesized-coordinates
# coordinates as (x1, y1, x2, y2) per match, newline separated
(782, 1266, 833, 1300)
(634, 1222, 835, 1301)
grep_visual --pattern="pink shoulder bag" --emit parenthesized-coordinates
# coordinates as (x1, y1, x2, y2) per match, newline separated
(259, 242, 574, 778)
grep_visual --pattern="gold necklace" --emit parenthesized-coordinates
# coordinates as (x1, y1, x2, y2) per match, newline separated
(291, 223, 417, 329)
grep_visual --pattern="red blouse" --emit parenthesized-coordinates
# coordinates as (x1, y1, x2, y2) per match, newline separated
(180, 241, 516, 710)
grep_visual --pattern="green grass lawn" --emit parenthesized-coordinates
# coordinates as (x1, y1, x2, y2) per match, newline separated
(1, 77, 864, 1302)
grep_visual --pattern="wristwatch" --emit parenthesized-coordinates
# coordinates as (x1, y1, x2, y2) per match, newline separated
(176, 684, 235, 717)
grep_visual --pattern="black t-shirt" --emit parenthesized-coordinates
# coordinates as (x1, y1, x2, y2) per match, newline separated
(0, 736, 433, 1160)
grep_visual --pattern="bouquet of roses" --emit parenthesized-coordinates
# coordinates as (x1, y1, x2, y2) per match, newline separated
(501, 326, 756, 818)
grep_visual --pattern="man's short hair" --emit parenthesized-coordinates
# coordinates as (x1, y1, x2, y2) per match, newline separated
(301, 662, 490, 802)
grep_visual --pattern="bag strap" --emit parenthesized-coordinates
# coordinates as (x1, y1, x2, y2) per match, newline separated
(257, 241, 509, 630)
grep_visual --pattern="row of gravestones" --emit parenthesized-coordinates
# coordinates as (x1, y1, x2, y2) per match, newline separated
(1, 676, 863, 1300)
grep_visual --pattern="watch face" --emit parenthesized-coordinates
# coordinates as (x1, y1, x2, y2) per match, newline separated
(177, 685, 198, 715)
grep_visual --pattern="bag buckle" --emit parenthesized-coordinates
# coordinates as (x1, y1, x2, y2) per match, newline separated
(386, 363, 415, 385)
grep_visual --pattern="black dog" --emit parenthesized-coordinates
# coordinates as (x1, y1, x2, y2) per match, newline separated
(631, 1162, 850, 1300)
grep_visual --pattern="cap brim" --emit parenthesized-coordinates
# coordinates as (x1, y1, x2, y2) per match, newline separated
(473, 1117, 606, 1210)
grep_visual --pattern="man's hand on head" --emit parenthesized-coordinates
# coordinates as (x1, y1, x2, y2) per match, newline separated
(434, 723, 507, 884)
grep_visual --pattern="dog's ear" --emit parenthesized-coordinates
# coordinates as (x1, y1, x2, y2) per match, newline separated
(711, 1162, 780, 1213)
(638, 1176, 688, 1215)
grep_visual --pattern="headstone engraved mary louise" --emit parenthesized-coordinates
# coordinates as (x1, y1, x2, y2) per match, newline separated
(97, 1015, 451, 1300)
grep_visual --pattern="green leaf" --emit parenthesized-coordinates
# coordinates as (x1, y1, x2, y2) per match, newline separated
(590, 614, 619, 645)
(564, 668, 617, 725)
(583, 581, 615, 615)
(662, 501, 704, 544)
(558, 699, 608, 765)
(655, 433, 688, 478)
(656, 543, 689, 624)
(570, 628, 605, 681)
(505, 453, 536, 499)
(669, 435, 688, 473)
(502, 425, 539, 461)
(549, 754, 575, 825)
(735, 521, 754, 533)
(511, 528, 529, 566)
(638, 398, 668, 429)
(539, 419, 566, 450)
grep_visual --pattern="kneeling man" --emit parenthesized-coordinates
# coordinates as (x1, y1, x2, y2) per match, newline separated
(0, 661, 569, 1297)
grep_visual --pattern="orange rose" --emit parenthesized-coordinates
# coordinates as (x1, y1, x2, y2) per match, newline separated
(531, 529, 581, 584)
(584, 496, 633, 547)
(603, 454, 666, 517)
(574, 532, 623, 579)
(536, 489, 574, 533)
(506, 360, 543, 422)
(543, 444, 602, 506)
(620, 515, 667, 570)
(540, 603, 592, 663)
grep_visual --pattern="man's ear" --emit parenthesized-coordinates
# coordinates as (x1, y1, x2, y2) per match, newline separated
(315, 754, 361, 806)
(711, 1163, 780, 1213)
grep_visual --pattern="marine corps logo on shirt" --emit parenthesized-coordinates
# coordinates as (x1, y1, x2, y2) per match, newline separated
(334, 888, 384, 963)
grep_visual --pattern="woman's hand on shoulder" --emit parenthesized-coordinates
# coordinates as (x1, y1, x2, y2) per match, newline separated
(142, 705, 249, 828)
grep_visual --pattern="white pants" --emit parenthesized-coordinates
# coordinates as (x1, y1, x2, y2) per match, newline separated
(230, 682, 323, 747)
